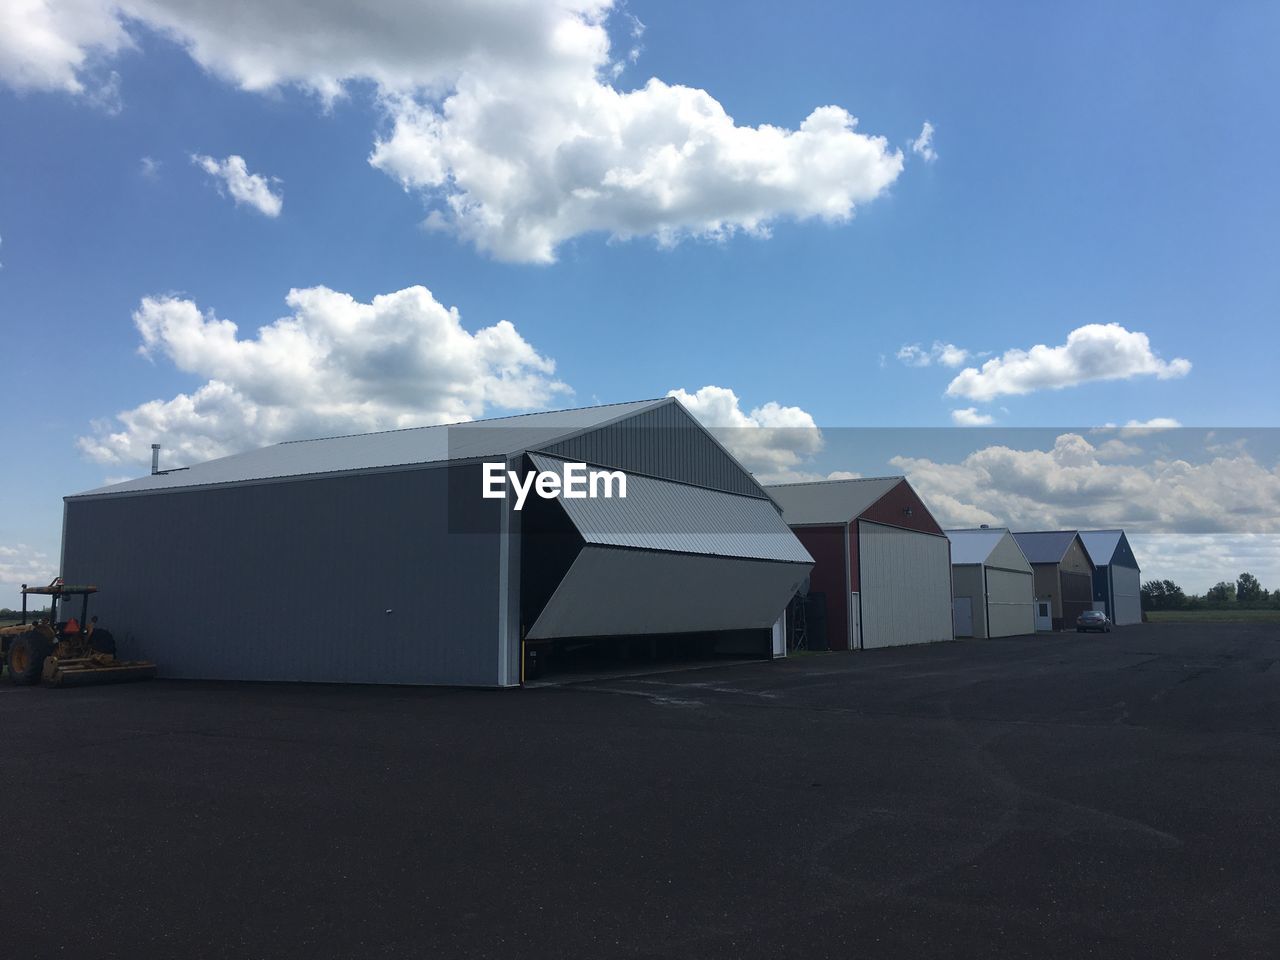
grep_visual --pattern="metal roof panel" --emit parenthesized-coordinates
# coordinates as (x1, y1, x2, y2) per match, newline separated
(1078, 530, 1124, 566)
(945, 528, 1008, 565)
(70, 399, 669, 499)
(528, 453, 812, 564)
(764, 477, 903, 525)
(1012, 530, 1079, 564)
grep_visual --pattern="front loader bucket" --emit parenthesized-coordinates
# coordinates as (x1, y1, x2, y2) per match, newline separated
(42, 656, 158, 687)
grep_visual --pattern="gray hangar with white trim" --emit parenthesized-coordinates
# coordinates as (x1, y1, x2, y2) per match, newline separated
(946, 527, 1035, 639)
(59, 398, 813, 686)
(1079, 529, 1142, 626)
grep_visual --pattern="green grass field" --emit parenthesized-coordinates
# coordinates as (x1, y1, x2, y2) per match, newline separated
(1146, 609, 1280, 623)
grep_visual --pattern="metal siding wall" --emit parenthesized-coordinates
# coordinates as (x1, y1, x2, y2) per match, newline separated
(1032, 566, 1060, 618)
(61, 463, 503, 685)
(858, 521, 954, 649)
(987, 532, 1033, 575)
(1060, 570, 1094, 627)
(1111, 564, 1143, 625)
(539, 401, 767, 499)
(951, 565, 986, 638)
(791, 525, 847, 651)
(984, 568, 1035, 637)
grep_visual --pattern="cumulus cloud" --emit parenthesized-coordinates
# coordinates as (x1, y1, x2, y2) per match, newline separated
(78, 285, 570, 466)
(951, 407, 994, 426)
(910, 120, 936, 162)
(192, 154, 283, 217)
(946, 323, 1191, 402)
(667, 385, 825, 479)
(140, 155, 161, 178)
(897, 340, 971, 368)
(4, 1, 906, 262)
(371, 84, 904, 263)
(1127, 533, 1280, 595)
(0, 0, 131, 95)
(0, 544, 56, 598)
(890, 432, 1280, 534)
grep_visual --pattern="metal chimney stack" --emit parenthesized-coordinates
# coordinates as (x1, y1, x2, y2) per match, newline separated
(151, 443, 161, 475)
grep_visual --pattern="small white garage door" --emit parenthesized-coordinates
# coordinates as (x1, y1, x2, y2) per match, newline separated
(1111, 565, 1142, 625)
(858, 521, 953, 649)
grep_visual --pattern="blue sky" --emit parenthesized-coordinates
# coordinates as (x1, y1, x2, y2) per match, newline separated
(1, 0, 1277, 600)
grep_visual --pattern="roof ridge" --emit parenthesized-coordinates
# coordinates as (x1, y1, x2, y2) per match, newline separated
(276, 398, 667, 446)
(764, 475, 902, 488)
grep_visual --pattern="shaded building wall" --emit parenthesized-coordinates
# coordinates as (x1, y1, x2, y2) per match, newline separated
(951, 564, 986, 638)
(61, 462, 503, 685)
(791, 525, 848, 650)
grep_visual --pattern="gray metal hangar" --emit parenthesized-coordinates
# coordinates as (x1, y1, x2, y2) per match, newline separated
(946, 527, 1035, 638)
(1079, 529, 1142, 625)
(765, 477, 954, 650)
(1012, 531, 1095, 631)
(59, 398, 813, 686)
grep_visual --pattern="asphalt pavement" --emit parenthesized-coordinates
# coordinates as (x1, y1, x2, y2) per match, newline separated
(2, 622, 1277, 959)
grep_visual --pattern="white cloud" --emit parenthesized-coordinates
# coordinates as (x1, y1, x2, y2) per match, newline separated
(910, 120, 936, 162)
(1120, 417, 1182, 435)
(0, 544, 56, 597)
(1127, 533, 1280, 595)
(951, 407, 994, 426)
(371, 81, 904, 262)
(667, 385, 824, 479)
(0, 0, 131, 95)
(946, 323, 1191, 402)
(4, 1, 905, 262)
(192, 154, 283, 217)
(140, 155, 161, 178)
(897, 340, 971, 368)
(78, 285, 571, 466)
(890, 432, 1280, 534)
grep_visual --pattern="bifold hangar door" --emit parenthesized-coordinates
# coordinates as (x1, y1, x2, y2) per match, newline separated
(522, 454, 813, 642)
(1111, 565, 1142, 625)
(984, 567, 1035, 637)
(858, 521, 953, 648)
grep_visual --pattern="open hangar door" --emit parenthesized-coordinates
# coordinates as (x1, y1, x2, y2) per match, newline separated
(517, 454, 812, 681)
(857, 521, 953, 649)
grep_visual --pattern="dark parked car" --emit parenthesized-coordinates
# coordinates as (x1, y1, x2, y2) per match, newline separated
(1077, 610, 1112, 633)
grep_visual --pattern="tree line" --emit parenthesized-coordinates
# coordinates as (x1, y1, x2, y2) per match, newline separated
(1141, 573, 1279, 610)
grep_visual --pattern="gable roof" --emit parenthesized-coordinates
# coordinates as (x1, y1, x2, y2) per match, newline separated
(70, 399, 669, 499)
(1078, 530, 1122, 565)
(764, 477, 903, 525)
(946, 528, 1009, 565)
(1012, 530, 1081, 564)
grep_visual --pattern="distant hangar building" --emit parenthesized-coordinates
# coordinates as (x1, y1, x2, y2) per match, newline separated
(60, 398, 813, 687)
(765, 477, 954, 650)
(1079, 529, 1142, 625)
(1012, 531, 1095, 631)
(946, 527, 1035, 638)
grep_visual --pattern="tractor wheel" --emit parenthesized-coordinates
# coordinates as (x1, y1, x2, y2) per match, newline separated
(7, 632, 52, 685)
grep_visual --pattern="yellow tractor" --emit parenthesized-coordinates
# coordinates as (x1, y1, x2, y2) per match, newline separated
(0, 579, 157, 687)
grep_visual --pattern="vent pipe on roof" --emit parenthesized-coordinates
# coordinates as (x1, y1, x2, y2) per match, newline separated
(151, 443, 161, 476)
